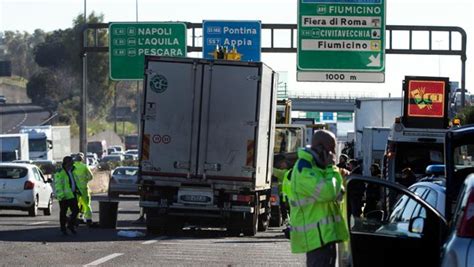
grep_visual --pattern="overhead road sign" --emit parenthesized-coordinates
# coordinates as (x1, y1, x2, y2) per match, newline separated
(297, 0, 386, 83)
(109, 22, 187, 80)
(203, 20, 261, 62)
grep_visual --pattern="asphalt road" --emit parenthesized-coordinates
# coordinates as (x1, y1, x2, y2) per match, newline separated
(0, 194, 305, 266)
(0, 104, 51, 134)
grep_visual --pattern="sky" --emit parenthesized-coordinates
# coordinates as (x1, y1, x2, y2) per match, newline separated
(1, 0, 473, 98)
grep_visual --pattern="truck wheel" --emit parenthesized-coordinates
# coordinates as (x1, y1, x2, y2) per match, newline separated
(258, 200, 270, 232)
(145, 209, 163, 235)
(226, 213, 242, 237)
(163, 217, 184, 235)
(270, 206, 283, 227)
(242, 210, 258, 236)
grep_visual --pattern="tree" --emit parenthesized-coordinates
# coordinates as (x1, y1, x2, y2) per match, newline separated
(457, 106, 474, 125)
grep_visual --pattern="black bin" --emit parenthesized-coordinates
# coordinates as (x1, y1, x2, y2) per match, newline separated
(99, 201, 119, 229)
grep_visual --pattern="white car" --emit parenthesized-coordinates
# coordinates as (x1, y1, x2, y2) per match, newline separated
(0, 163, 54, 216)
(108, 166, 139, 197)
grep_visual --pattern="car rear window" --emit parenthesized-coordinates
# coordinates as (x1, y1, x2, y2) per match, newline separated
(0, 167, 28, 179)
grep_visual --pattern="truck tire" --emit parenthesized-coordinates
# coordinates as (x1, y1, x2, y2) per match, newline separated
(258, 199, 270, 232)
(242, 211, 259, 236)
(270, 206, 283, 227)
(145, 209, 163, 235)
(226, 213, 243, 237)
(163, 216, 184, 235)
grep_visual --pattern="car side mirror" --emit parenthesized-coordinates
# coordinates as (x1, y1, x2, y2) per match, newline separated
(409, 216, 425, 234)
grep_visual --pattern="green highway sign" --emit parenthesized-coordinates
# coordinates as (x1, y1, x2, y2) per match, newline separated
(109, 22, 187, 80)
(297, 0, 386, 83)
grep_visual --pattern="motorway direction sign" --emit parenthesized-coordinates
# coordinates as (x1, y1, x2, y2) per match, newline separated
(297, 0, 386, 83)
(202, 20, 261, 62)
(109, 22, 187, 80)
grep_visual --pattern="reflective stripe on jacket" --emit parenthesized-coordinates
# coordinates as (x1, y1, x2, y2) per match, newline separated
(289, 148, 349, 253)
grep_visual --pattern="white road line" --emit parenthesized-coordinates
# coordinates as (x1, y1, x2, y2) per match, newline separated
(29, 221, 49, 225)
(83, 253, 123, 266)
(141, 236, 168, 245)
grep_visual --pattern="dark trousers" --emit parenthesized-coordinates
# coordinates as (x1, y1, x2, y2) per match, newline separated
(306, 243, 337, 267)
(59, 198, 79, 231)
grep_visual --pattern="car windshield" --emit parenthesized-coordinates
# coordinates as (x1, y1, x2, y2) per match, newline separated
(114, 168, 137, 176)
(0, 167, 28, 179)
(274, 127, 304, 154)
(453, 144, 474, 170)
(393, 142, 444, 175)
(29, 138, 47, 152)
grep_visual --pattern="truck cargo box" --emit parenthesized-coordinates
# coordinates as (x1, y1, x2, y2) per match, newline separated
(140, 57, 276, 190)
(139, 57, 277, 236)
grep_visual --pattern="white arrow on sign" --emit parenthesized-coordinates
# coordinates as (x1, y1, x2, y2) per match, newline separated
(367, 54, 381, 67)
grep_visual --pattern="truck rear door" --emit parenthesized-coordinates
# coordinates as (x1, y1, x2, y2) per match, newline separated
(142, 59, 202, 178)
(198, 63, 260, 181)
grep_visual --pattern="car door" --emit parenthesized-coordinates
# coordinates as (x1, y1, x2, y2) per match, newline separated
(32, 167, 47, 207)
(346, 176, 448, 267)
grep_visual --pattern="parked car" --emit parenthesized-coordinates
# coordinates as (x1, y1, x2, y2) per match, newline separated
(108, 166, 139, 198)
(0, 95, 6, 104)
(441, 174, 474, 267)
(124, 149, 138, 156)
(0, 163, 53, 216)
(107, 147, 117, 155)
(123, 153, 138, 161)
(109, 145, 124, 153)
(101, 155, 124, 164)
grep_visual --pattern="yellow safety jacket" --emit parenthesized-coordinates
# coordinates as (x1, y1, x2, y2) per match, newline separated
(289, 148, 349, 253)
(73, 161, 93, 192)
(54, 168, 82, 201)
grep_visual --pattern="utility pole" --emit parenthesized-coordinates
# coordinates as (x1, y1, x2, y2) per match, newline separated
(80, 0, 88, 154)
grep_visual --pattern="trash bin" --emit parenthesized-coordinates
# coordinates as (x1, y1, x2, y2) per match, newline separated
(99, 201, 119, 229)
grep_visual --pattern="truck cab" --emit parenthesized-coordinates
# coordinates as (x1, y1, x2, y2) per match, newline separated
(20, 127, 53, 160)
(384, 118, 446, 186)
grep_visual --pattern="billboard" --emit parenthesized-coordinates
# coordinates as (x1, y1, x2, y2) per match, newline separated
(403, 76, 449, 129)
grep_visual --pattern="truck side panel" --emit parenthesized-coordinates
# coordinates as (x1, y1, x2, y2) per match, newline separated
(198, 63, 260, 181)
(142, 59, 202, 178)
(52, 126, 71, 161)
(255, 66, 276, 189)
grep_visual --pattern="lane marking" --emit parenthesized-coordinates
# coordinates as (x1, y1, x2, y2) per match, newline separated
(29, 221, 49, 225)
(83, 253, 123, 266)
(141, 236, 168, 245)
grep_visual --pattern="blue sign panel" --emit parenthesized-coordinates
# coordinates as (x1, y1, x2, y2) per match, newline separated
(322, 112, 334, 121)
(203, 20, 261, 62)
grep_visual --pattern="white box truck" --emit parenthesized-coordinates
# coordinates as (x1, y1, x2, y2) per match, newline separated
(20, 125, 71, 161)
(0, 133, 29, 162)
(139, 57, 277, 236)
(361, 127, 390, 176)
(354, 98, 402, 159)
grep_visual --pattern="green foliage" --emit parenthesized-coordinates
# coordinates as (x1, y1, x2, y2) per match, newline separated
(2, 30, 45, 78)
(456, 106, 474, 125)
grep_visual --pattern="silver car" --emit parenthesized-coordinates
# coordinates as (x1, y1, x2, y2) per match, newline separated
(441, 174, 474, 267)
(108, 166, 138, 198)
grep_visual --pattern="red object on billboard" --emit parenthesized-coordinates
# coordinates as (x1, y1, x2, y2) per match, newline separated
(407, 80, 446, 118)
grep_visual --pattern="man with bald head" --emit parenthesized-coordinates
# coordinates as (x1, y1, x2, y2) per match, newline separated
(288, 130, 349, 267)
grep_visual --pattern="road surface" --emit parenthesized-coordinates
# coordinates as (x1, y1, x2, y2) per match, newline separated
(0, 194, 305, 266)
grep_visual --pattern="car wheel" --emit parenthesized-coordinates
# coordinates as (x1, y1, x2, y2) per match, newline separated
(43, 195, 53, 216)
(28, 196, 38, 217)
